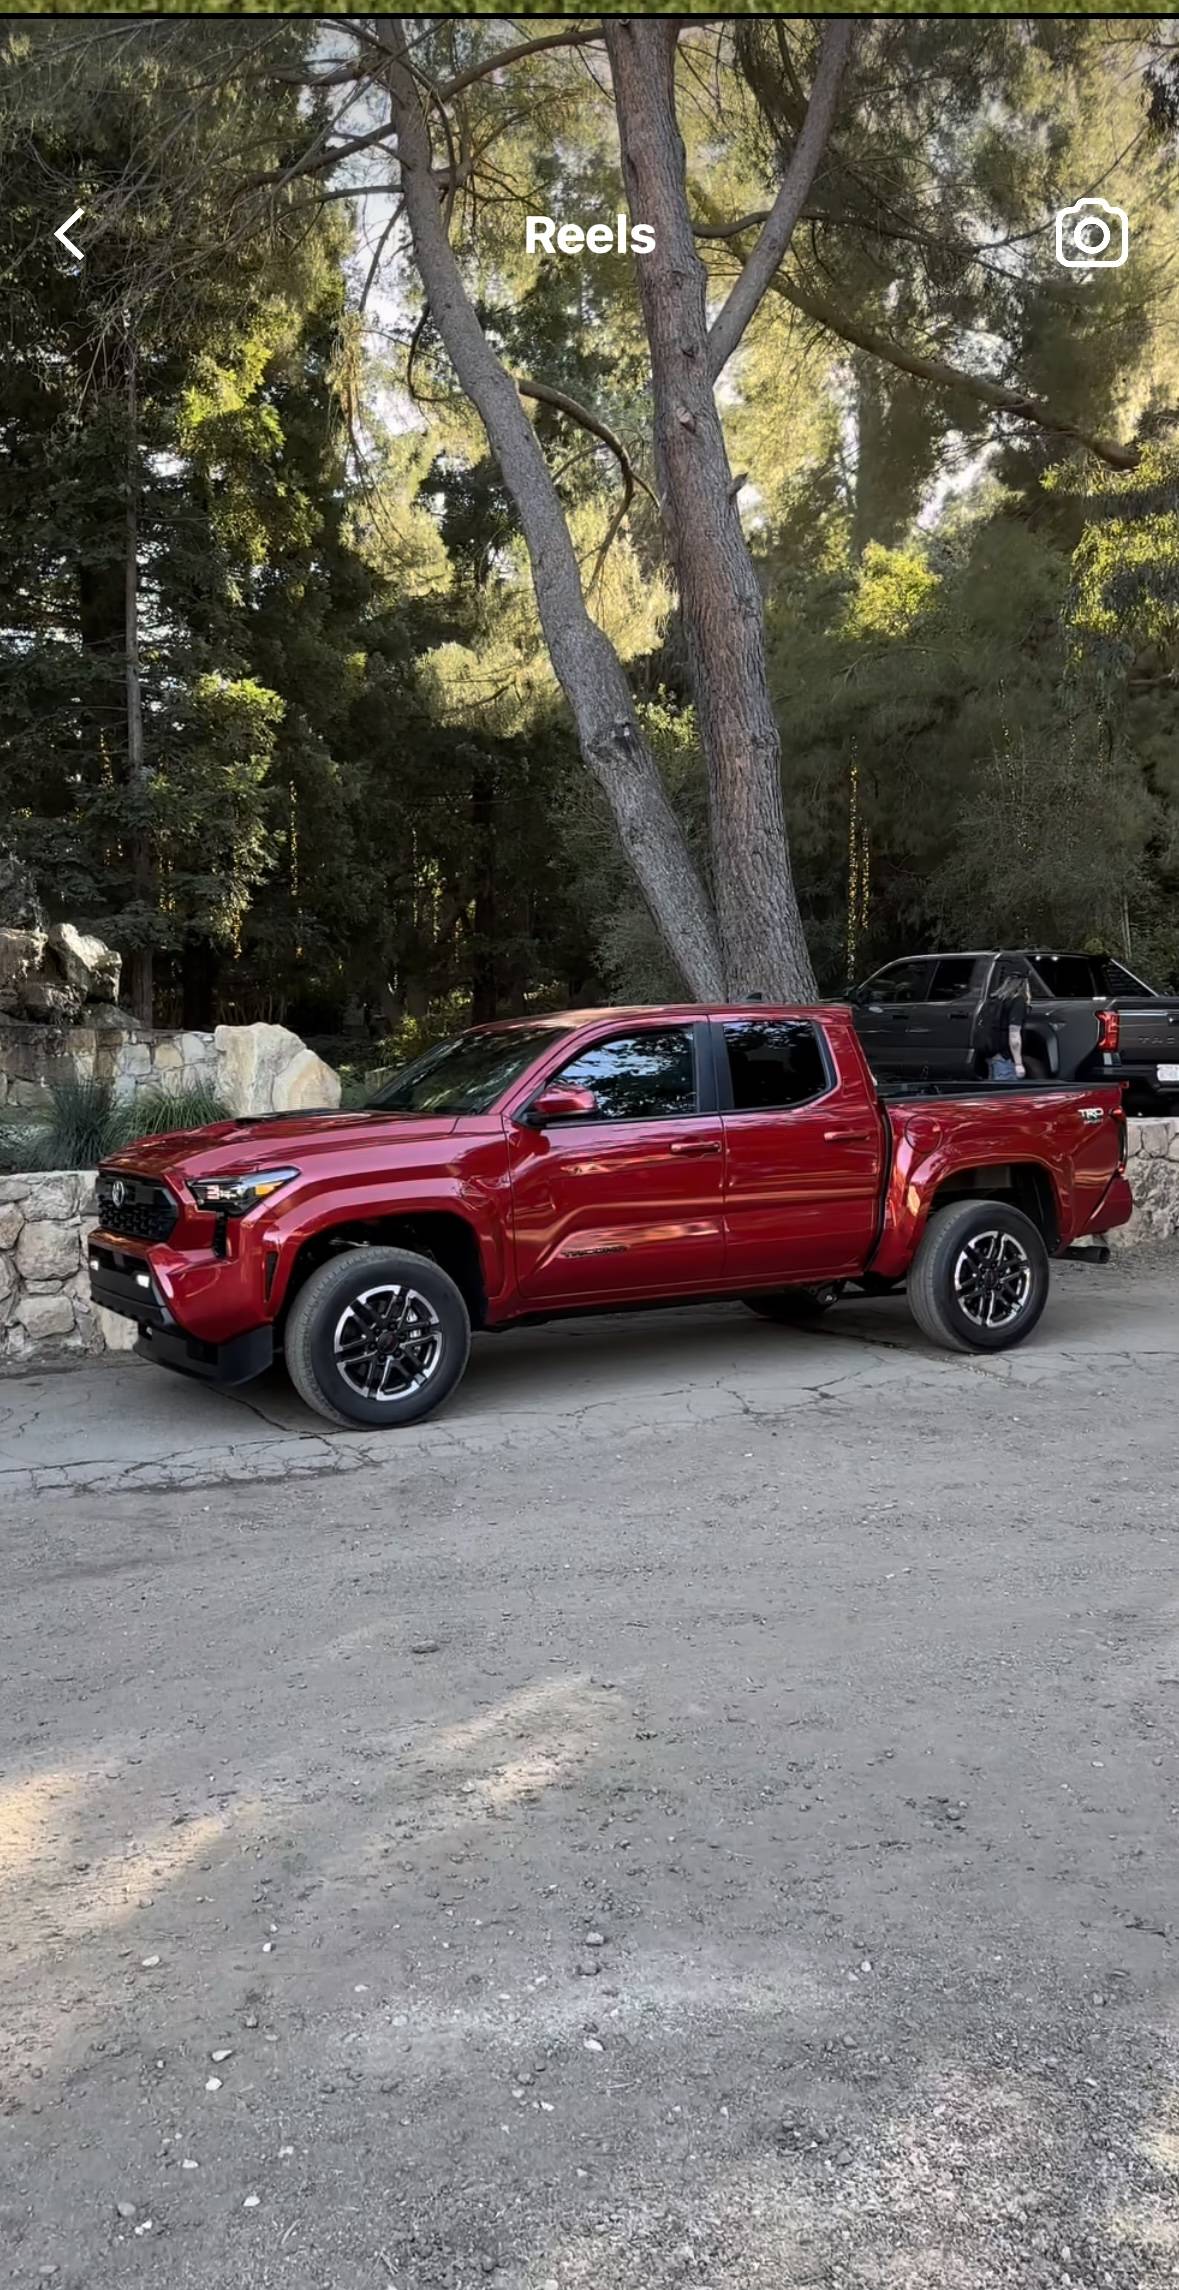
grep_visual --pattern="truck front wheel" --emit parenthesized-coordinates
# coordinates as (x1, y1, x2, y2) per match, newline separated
(283, 1246, 471, 1428)
(908, 1199, 1049, 1353)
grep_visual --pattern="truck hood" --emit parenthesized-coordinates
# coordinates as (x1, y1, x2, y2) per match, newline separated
(102, 1110, 461, 1186)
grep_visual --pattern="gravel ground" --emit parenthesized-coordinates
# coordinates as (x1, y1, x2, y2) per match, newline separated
(1, 1252, 1178, 2290)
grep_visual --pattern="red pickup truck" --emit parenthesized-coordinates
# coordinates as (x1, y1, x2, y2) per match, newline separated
(88, 1003, 1131, 1428)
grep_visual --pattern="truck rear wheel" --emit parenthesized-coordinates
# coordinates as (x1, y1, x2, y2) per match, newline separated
(283, 1246, 471, 1428)
(908, 1199, 1049, 1354)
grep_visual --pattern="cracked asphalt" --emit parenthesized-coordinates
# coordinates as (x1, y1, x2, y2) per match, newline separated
(2, 1250, 1178, 2289)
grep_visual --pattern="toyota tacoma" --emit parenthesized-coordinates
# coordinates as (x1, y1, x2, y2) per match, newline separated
(89, 1003, 1132, 1428)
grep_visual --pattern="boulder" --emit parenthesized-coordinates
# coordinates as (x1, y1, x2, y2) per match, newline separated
(0, 928, 47, 1013)
(272, 1046, 343, 1114)
(16, 976, 82, 1023)
(46, 922, 122, 1007)
(214, 1023, 340, 1117)
(0, 847, 45, 933)
(0, 1204, 23, 1251)
(87, 1002, 139, 1033)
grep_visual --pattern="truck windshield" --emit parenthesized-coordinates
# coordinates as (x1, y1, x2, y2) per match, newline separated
(366, 1025, 568, 1115)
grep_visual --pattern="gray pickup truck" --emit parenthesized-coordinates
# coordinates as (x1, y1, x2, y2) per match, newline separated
(850, 948, 1179, 1112)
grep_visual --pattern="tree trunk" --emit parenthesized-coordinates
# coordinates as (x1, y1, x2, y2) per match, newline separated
(123, 327, 154, 1026)
(379, 20, 724, 1002)
(606, 20, 817, 1000)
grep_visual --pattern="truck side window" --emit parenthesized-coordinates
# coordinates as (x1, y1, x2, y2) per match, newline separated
(860, 960, 931, 1005)
(550, 1028, 696, 1120)
(722, 1021, 828, 1111)
(928, 959, 980, 1001)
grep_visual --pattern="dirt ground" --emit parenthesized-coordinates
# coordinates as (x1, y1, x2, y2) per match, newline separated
(1, 1254, 1178, 2290)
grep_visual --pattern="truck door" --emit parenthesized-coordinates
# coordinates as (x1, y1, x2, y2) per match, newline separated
(918, 956, 989, 1075)
(851, 959, 936, 1078)
(507, 1022, 725, 1305)
(715, 1017, 884, 1282)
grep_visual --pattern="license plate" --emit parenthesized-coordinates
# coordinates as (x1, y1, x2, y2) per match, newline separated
(1158, 1064, 1179, 1082)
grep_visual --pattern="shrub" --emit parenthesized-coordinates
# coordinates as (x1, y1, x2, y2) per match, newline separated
(0, 1077, 118, 1172)
(119, 1083, 230, 1141)
(0, 1077, 231, 1172)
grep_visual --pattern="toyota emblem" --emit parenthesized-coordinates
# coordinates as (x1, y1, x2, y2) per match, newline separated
(110, 1179, 125, 1208)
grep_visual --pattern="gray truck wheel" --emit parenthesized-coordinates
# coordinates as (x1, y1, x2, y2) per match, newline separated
(283, 1245, 471, 1428)
(908, 1199, 1049, 1354)
(742, 1283, 843, 1324)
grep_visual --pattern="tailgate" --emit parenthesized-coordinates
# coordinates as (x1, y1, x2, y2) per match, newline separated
(1112, 1000, 1179, 1065)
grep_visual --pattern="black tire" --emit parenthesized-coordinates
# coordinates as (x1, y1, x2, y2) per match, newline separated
(742, 1283, 844, 1324)
(907, 1199, 1049, 1354)
(1022, 1048, 1051, 1081)
(283, 1245, 471, 1428)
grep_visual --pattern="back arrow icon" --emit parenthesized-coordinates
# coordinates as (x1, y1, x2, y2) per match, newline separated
(54, 207, 85, 260)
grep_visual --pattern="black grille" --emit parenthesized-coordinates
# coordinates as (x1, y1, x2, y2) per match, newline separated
(95, 1173, 178, 1244)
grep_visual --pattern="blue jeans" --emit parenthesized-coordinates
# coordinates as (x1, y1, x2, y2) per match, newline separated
(989, 1055, 1017, 1079)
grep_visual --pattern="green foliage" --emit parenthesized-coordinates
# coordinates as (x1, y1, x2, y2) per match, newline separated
(3, 13, 1179, 1039)
(0, 1079, 121, 1173)
(0, 1078, 231, 1171)
(120, 1083, 231, 1139)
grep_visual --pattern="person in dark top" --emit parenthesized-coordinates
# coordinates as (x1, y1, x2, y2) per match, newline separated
(978, 957, 1032, 1079)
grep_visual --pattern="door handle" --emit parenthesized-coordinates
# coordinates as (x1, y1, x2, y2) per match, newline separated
(668, 1138, 721, 1156)
(824, 1127, 875, 1143)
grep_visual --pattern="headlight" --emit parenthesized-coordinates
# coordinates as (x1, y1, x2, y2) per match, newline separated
(189, 1167, 299, 1216)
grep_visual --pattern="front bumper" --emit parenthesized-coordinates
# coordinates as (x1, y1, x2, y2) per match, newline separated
(88, 1237, 273, 1387)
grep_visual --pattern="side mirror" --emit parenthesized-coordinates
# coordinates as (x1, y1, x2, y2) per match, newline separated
(522, 1084, 598, 1127)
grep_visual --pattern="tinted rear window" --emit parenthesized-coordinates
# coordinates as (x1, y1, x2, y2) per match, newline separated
(1032, 956, 1154, 999)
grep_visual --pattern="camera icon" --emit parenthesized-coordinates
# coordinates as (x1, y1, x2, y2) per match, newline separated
(1054, 197, 1129, 268)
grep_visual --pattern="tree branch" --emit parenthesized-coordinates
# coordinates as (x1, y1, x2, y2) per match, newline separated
(706, 23, 854, 383)
(774, 272, 1140, 472)
(696, 192, 1139, 471)
(516, 378, 659, 515)
(437, 25, 605, 101)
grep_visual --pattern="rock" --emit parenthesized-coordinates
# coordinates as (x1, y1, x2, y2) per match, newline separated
(152, 1039, 184, 1072)
(410, 1640, 441, 1656)
(115, 2200, 137, 2221)
(24, 1175, 78, 1219)
(15, 1292, 74, 1341)
(0, 846, 44, 931)
(584, 1932, 606, 1948)
(0, 1204, 23, 1251)
(16, 976, 81, 1022)
(205, 2076, 222, 2092)
(87, 1001, 139, 1032)
(0, 927, 46, 1010)
(96, 1306, 138, 1353)
(271, 1044, 343, 1113)
(214, 1022, 340, 1117)
(16, 1220, 80, 1284)
(46, 923, 121, 1006)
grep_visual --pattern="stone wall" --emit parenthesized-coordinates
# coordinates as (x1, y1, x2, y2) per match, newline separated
(0, 1018, 338, 1117)
(0, 1170, 135, 1366)
(1110, 1117, 1179, 1246)
(1, 1118, 1173, 1374)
